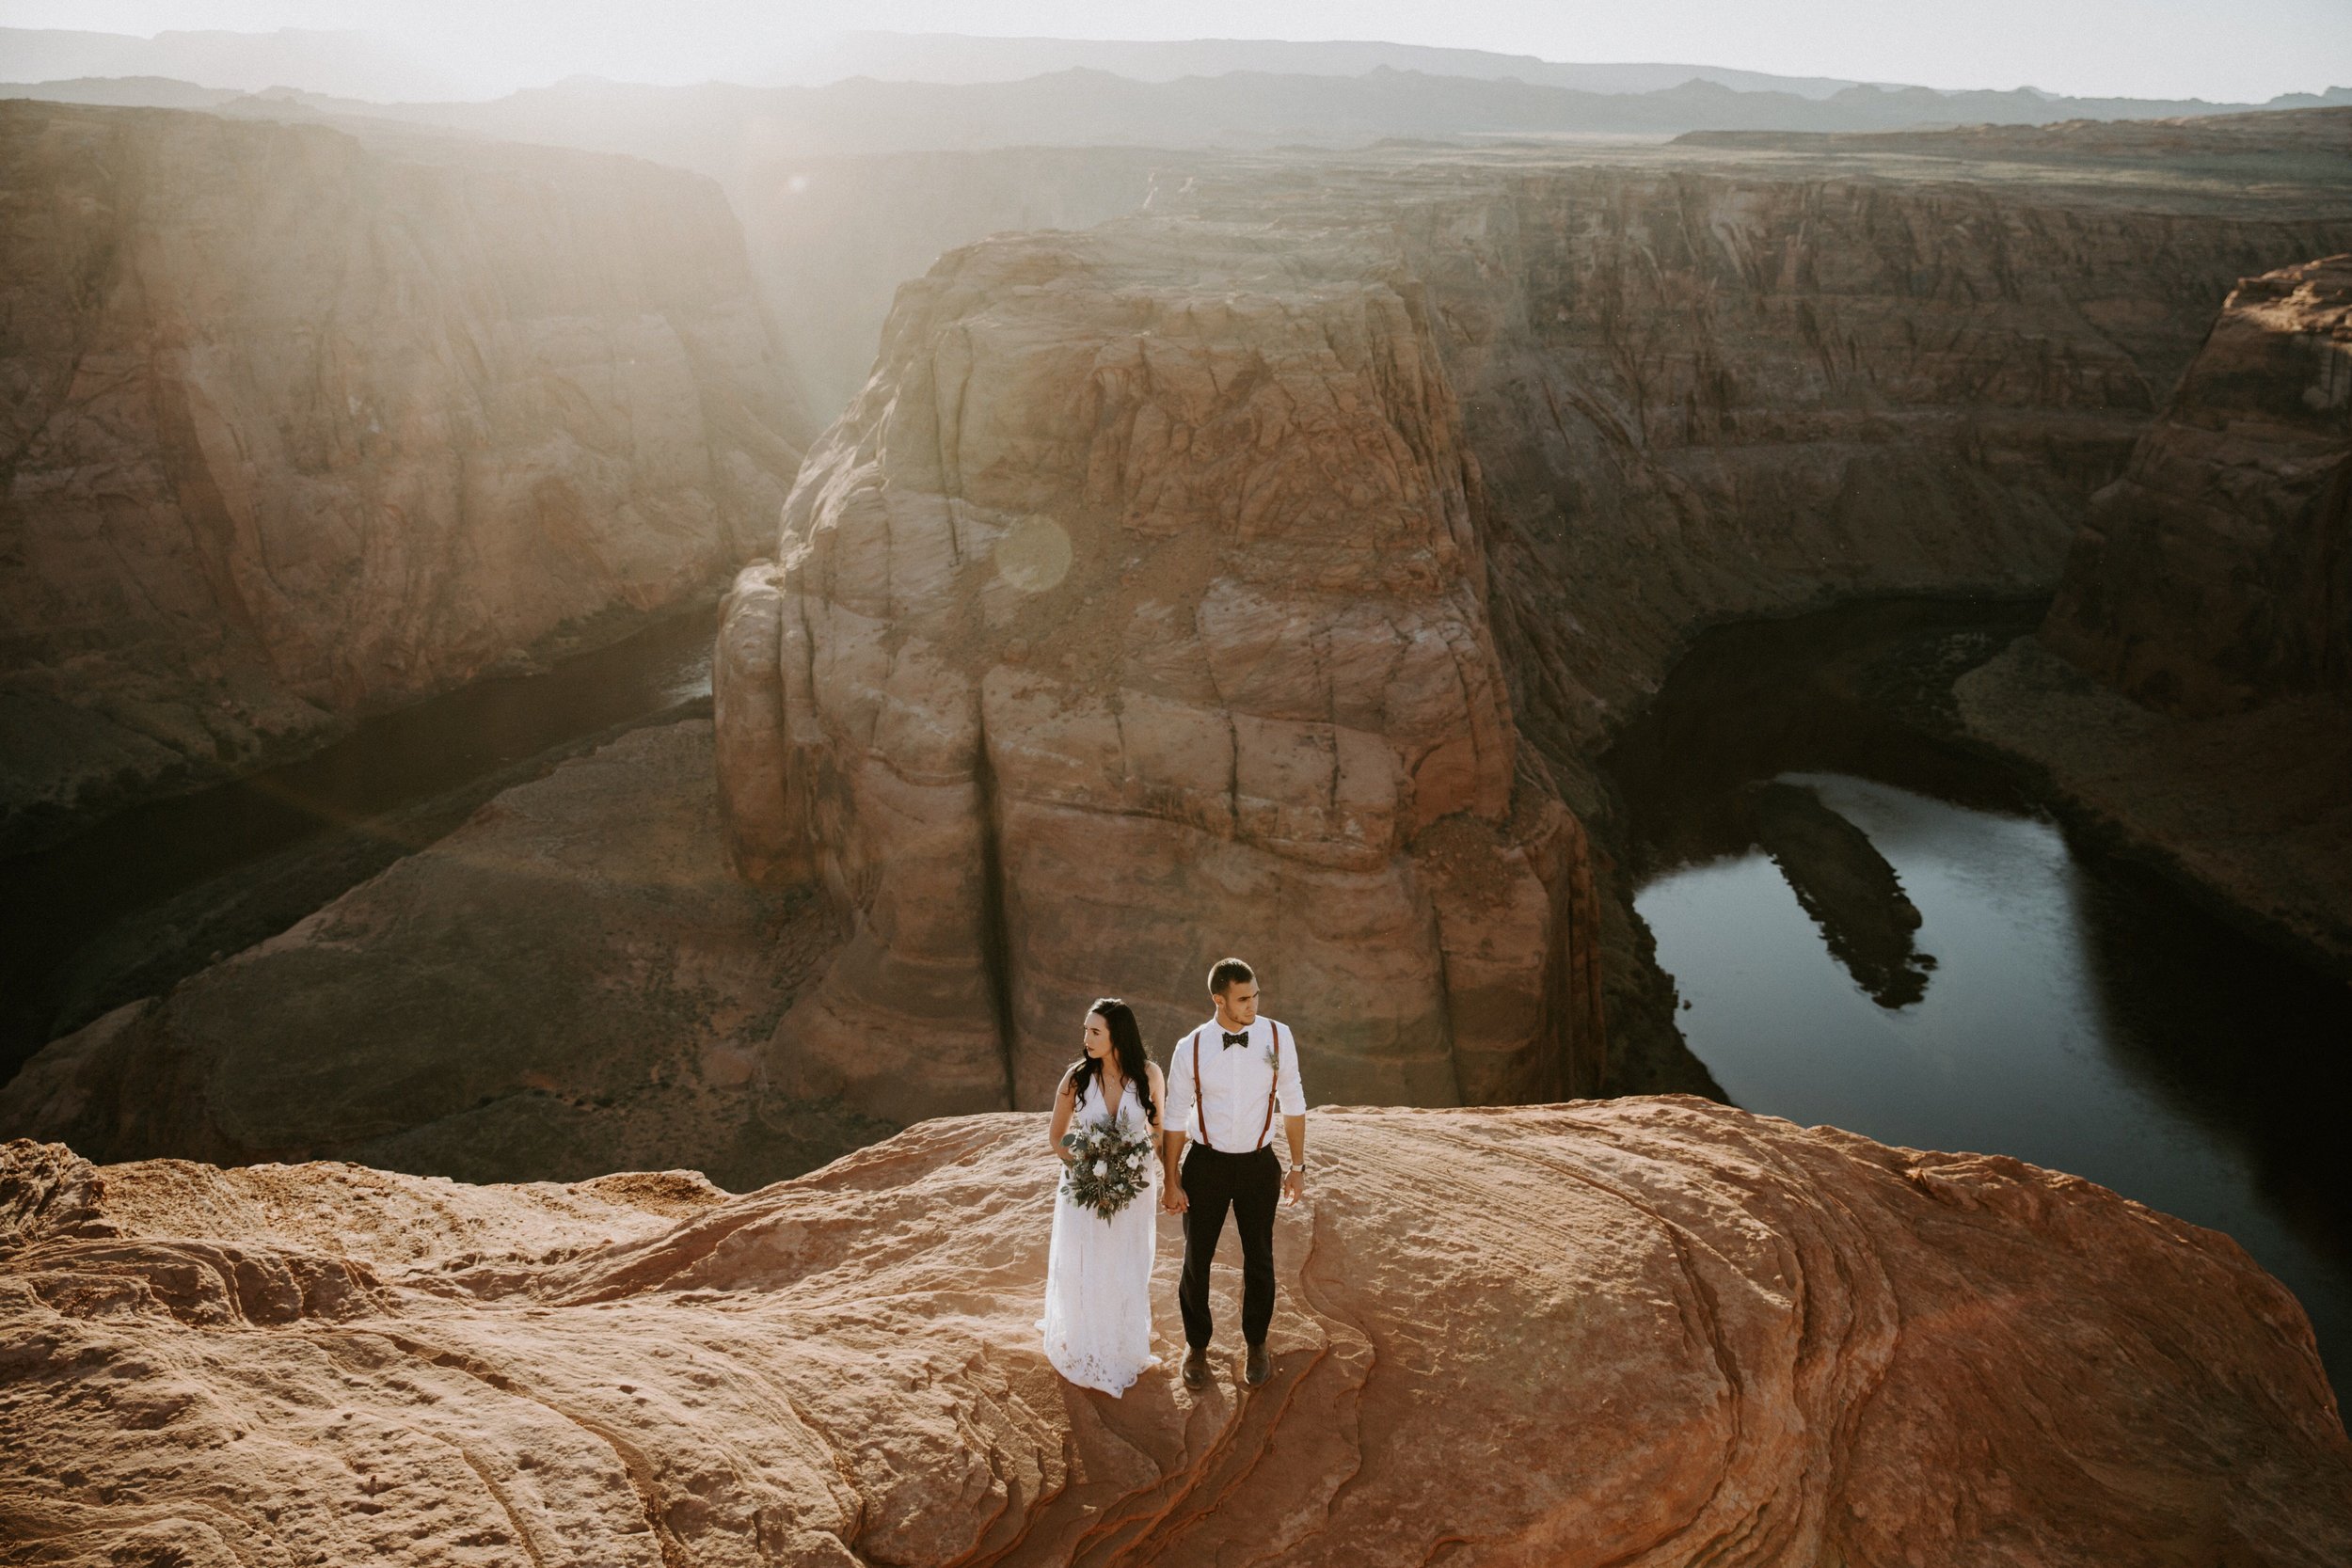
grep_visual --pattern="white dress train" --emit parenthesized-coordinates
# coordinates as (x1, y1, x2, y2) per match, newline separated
(1039, 1074, 1162, 1396)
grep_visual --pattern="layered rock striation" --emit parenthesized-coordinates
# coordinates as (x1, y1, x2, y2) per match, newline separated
(3, 1101, 2346, 1565)
(1351, 164, 2352, 754)
(0, 102, 808, 850)
(2042, 253, 2351, 714)
(721, 140, 2352, 1108)
(719, 226, 1602, 1118)
(1393, 161, 2348, 1065)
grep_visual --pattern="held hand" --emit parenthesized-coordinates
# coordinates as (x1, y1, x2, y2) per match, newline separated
(1282, 1169, 1306, 1207)
(1163, 1177, 1188, 1213)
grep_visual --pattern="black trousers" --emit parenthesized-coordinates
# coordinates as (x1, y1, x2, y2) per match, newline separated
(1178, 1143, 1280, 1350)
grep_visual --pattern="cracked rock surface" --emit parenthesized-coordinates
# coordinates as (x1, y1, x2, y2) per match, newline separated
(4, 1100, 2346, 1566)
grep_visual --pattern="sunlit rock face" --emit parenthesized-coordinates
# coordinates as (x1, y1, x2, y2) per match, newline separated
(0, 102, 808, 850)
(4, 1101, 2346, 1566)
(2042, 253, 2352, 716)
(717, 227, 1604, 1120)
(737, 145, 1207, 421)
(720, 146, 2352, 1115)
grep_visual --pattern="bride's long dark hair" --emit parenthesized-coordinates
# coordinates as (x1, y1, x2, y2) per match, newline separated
(1073, 998, 1155, 1126)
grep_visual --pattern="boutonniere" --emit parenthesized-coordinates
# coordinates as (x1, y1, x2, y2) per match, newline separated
(1261, 1033, 1279, 1069)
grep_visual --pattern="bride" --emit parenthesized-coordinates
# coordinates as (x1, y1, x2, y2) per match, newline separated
(1039, 997, 1168, 1395)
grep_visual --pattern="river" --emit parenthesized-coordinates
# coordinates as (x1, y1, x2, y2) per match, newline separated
(1608, 598, 2352, 1398)
(8, 592, 2344, 1400)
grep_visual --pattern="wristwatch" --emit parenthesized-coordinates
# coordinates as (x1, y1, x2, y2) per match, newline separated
(1288, 1162, 1306, 1174)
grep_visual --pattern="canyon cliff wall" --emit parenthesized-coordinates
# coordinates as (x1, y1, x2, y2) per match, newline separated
(2042, 253, 2351, 714)
(3, 1102, 2345, 1565)
(1370, 166, 2352, 1075)
(718, 224, 1603, 1119)
(0, 102, 809, 851)
(1958, 252, 2352, 974)
(0, 721, 880, 1188)
(722, 147, 2352, 1108)
(1351, 166, 2352, 753)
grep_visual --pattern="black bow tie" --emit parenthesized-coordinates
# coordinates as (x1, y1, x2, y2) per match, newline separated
(1221, 1031, 1250, 1049)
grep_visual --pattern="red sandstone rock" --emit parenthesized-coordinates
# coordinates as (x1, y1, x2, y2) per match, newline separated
(723, 147, 2352, 1105)
(718, 230, 1602, 1120)
(1958, 256, 2352, 974)
(2, 1100, 2344, 1564)
(0, 102, 809, 850)
(1359, 167, 2352, 754)
(2042, 253, 2352, 715)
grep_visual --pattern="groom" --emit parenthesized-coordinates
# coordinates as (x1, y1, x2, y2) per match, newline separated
(1161, 957, 1307, 1389)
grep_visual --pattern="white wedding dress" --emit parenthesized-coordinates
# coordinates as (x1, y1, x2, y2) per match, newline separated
(1039, 1073, 1162, 1396)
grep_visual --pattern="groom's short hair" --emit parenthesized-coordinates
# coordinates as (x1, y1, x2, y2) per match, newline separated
(1208, 958, 1255, 995)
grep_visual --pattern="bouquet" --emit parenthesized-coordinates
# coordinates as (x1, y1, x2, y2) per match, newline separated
(1060, 1119, 1156, 1220)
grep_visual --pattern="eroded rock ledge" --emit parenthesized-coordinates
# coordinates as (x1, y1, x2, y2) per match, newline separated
(718, 227, 1605, 1119)
(3, 1101, 2345, 1565)
(2042, 253, 2351, 715)
(0, 721, 875, 1189)
(1963, 253, 2352, 974)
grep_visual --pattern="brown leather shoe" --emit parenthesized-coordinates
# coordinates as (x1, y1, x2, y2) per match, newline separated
(1243, 1342, 1270, 1387)
(1182, 1347, 1210, 1388)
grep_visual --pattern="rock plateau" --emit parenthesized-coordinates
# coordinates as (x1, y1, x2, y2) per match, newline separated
(0, 102, 808, 851)
(2, 1101, 2346, 1565)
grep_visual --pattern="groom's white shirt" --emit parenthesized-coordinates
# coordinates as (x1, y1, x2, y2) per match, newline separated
(1164, 1016, 1306, 1151)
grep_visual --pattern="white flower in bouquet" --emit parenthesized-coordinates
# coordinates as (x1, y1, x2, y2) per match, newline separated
(1061, 1117, 1153, 1219)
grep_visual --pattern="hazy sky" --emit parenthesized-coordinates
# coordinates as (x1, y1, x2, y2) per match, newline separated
(7, 0, 2350, 103)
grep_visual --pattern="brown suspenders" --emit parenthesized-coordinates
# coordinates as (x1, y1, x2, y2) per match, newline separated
(1187, 1021, 1284, 1152)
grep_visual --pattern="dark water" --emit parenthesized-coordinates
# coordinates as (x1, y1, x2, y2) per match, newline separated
(1609, 599, 2352, 1398)
(1, 609, 717, 1082)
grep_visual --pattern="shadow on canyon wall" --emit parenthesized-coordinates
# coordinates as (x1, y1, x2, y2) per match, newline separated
(0, 609, 721, 1088)
(7, 102, 2351, 1204)
(0, 101, 807, 855)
